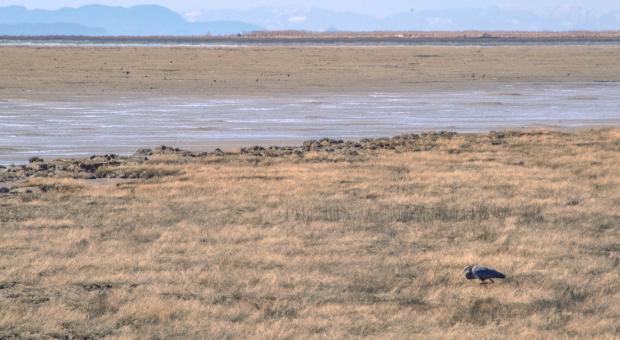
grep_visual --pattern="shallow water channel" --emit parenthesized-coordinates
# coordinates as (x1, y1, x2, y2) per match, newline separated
(1, 82, 619, 164)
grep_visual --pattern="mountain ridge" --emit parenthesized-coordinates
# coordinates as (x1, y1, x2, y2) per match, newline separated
(193, 6, 620, 31)
(1, 4, 619, 36)
(0, 5, 261, 36)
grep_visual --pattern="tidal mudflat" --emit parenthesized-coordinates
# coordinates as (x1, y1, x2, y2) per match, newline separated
(2, 82, 620, 164)
(2, 45, 619, 163)
(2, 45, 620, 99)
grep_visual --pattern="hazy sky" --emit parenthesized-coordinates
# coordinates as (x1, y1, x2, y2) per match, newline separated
(4, 0, 620, 16)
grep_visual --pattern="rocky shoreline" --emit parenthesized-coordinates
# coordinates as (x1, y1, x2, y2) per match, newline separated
(0, 130, 549, 193)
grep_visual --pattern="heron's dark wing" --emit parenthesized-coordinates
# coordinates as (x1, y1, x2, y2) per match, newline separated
(473, 266, 506, 279)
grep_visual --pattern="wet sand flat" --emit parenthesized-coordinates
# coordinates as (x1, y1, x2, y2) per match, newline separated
(2, 83, 620, 164)
(1, 45, 620, 99)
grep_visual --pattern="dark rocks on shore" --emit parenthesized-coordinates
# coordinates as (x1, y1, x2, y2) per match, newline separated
(138, 146, 164, 155)
(237, 133, 441, 157)
(127, 131, 462, 160)
(0, 187, 9, 194)
(1, 130, 543, 186)
(1, 151, 156, 184)
(78, 162, 105, 173)
(303, 138, 344, 151)
(28, 157, 44, 163)
(143, 136, 433, 159)
(90, 154, 117, 161)
(154, 145, 194, 157)
(241, 146, 265, 154)
(157, 145, 182, 153)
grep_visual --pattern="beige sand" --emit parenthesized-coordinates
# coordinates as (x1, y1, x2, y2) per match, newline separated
(1, 45, 620, 99)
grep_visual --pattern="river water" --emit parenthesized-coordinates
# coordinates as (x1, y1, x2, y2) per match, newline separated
(1, 82, 619, 164)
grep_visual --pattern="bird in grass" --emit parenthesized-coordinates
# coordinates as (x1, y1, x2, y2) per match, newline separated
(463, 265, 506, 285)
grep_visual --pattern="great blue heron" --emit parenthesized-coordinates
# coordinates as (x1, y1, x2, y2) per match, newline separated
(464, 265, 506, 284)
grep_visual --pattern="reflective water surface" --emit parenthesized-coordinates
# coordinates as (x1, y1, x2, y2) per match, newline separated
(2, 38, 620, 47)
(1, 82, 619, 164)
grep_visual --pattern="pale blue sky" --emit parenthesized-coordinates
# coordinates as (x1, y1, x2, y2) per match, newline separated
(3, 0, 620, 16)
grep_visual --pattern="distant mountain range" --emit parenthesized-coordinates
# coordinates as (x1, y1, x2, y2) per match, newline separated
(0, 5, 261, 36)
(194, 6, 620, 31)
(1, 4, 619, 36)
(0, 22, 105, 36)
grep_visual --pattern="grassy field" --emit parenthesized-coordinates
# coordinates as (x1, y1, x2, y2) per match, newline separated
(1, 129, 619, 338)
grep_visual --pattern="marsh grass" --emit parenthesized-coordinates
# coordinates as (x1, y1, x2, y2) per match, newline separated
(0, 129, 618, 338)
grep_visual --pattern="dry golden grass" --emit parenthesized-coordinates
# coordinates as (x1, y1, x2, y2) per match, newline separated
(1, 129, 619, 338)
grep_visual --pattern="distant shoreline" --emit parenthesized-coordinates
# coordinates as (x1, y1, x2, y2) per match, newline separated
(3, 31, 620, 46)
